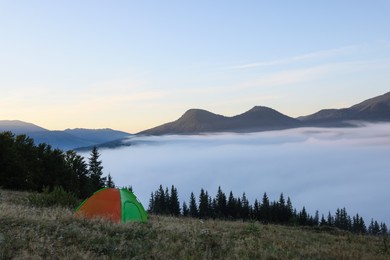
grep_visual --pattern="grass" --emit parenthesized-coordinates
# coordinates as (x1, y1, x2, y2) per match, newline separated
(0, 189, 389, 259)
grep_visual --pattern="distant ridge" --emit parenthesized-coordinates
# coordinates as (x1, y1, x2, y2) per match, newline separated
(299, 91, 390, 123)
(140, 91, 390, 135)
(0, 121, 131, 150)
(2, 91, 389, 148)
(0, 120, 47, 134)
(139, 106, 301, 135)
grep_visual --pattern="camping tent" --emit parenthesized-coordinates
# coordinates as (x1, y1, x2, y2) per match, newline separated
(75, 188, 148, 223)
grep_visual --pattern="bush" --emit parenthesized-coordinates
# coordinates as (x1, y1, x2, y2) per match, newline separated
(27, 186, 80, 208)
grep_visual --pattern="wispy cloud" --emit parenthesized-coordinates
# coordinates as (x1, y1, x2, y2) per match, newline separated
(227, 45, 360, 70)
(234, 59, 390, 89)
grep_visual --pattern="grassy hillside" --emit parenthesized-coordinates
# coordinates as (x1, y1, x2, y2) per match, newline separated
(0, 189, 389, 259)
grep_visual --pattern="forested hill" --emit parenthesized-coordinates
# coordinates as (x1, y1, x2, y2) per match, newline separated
(0, 131, 111, 199)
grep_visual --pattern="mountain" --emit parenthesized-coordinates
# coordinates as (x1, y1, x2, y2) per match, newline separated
(0, 120, 131, 150)
(140, 91, 390, 136)
(230, 106, 301, 131)
(299, 91, 390, 123)
(2, 91, 389, 146)
(139, 106, 301, 135)
(27, 131, 95, 151)
(0, 120, 48, 135)
(64, 128, 131, 144)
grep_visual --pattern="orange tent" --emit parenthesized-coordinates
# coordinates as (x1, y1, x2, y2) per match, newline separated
(75, 188, 148, 223)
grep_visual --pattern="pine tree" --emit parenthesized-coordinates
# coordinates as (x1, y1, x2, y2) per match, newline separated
(327, 211, 334, 226)
(227, 191, 236, 219)
(169, 185, 180, 216)
(352, 213, 366, 234)
(299, 206, 308, 226)
(198, 188, 209, 219)
(253, 199, 260, 221)
(260, 192, 270, 223)
(368, 219, 381, 235)
(215, 186, 227, 219)
(380, 222, 388, 235)
(158, 185, 166, 214)
(286, 197, 294, 222)
(106, 173, 115, 188)
(148, 192, 155, 213)
(64, 150, 90, 198)
(313, 211, 319, 226)
(320, 214, 327, 226)
(88, 146, 105, 191)
(189, 192, 198, 218)
(182, 201, 189, 217)
(236, 197, 242, 220)
(277, 193, 287, 223)
(241, 192, 250, 221)
(373, 220, 381, 235)
(207, 192, 214, 218)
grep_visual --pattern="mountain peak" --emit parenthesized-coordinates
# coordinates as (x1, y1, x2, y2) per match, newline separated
(179, 109, 225, 122)
(247, 106, 276, 113)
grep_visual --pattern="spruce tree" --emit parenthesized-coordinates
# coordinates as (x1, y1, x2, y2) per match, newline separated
(286, 197, 294, 222)
(260, 192, 270, 223)
(327, 211, 334, 226)
(106, 173, 115, 188)
(320, 214, 327, 226)
(198, 188, 209, 219)
(169, 185, 180, 216)
(299, 206, 308, 226)
(148, 192, 155, 213)
(314, 210, 320, 226)
(215, 186, 227, 219)
(189, 192, 198, 217)
(227, 191, 236, 219)
(164, 187, 170, 214)
(88, 146, 105, 191)
(380, 222, 388, 235)
(253, 199, 260, 221)
(241, 192, 250, 220)
(182, 201, 189, 217)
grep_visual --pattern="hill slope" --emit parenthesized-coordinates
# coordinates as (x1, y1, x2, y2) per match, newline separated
(299, 91, 390, 123)
(0, 120, 48, 134)
(1, 189, 388, 259)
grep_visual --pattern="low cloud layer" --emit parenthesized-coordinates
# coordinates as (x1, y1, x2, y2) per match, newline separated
(82, 123, 390, 224)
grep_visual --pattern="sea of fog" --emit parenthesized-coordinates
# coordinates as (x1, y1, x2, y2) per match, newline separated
(81, 123, 390, 224)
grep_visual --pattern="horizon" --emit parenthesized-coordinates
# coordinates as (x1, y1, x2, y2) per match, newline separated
(1, 90, 388, 133)
(1, 1, 389, 133)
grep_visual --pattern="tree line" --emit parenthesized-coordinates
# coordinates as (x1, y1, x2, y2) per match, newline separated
(0, 132, 113, 199)
(149, 185, 389, 236)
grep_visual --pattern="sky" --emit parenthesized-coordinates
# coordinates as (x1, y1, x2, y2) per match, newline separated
(80, 123, 390, 225)
(1, 1, 390, 133)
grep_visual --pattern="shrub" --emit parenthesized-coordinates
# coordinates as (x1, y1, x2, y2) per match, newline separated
(27, 186, 80, 208)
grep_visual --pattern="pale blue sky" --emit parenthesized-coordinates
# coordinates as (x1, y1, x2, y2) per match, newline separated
(1, 1, 389, 132)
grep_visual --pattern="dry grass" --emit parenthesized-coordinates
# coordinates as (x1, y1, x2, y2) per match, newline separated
(0, 189, 389, 259)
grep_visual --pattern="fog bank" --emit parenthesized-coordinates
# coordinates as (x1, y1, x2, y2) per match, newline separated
(82, 123, 390, 224)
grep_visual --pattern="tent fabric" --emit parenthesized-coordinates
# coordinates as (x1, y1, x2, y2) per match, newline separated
(75, 188, 148, 223)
